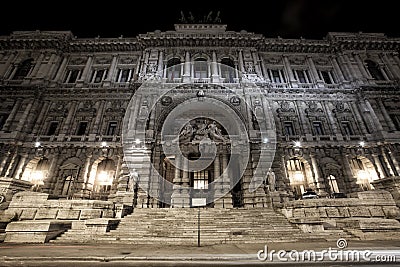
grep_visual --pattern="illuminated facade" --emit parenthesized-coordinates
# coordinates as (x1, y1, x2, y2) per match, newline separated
(0, 24, 400, 209)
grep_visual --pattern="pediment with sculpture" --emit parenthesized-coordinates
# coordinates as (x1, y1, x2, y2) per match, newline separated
(175, 119, 228, 144)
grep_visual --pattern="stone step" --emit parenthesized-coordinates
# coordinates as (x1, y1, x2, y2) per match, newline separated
(54, 207, 356, 244)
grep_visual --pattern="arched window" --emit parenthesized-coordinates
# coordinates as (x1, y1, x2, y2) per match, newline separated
(220, 58, 236, 83)
(166, 58, 181, 81)
(12, 59, 33, 80)
(286, 158, 307, 198)
(365, 60, 385, 80)
(327, 174, 339, 193)
(194, 58, 208, 79)
(93, 159, 116, 198)
(350, 157, 379, 191)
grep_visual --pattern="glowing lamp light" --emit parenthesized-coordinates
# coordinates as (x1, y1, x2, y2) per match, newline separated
(357, 170, 369, 182)
(359, 141, 365, 147)
(294, 141, 301, 148)
(101, 141, 107, 147)
(31, 171, 44, 185)
(135, 139, 141, 144)
(263, 138, 269, 144)
(34, 142, 41, 148)
(97, 171, 112, 185)
(293, 171, 304, 183)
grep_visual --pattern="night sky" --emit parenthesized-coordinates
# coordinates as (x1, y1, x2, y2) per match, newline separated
(0, 0, 399, 40)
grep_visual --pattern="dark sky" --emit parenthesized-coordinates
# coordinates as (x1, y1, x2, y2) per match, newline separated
(0, 0, 399, 39)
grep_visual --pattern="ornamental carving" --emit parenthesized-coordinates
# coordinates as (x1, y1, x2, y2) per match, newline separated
(69, 57, 86, 65)
(175, 119, 228, 144)
(119, 57, 137, 64)
(94, 56, 112, 65)
(277, 101, 295, 113)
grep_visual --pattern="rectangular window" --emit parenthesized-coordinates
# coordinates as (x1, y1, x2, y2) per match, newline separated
(312, 121, 324, 135)
(294, 69, 311, 83)
(116, 69, 132, 83)
(320, 70, 334, 84)
(341, 121, 354, 135)
(64, 69, 81, 83)
(268, 69, 286, 83)
(47, 121, 59, 136)
(106, 121, 117, 136)
(76, 121, 88, 136)
(90, 69, 107, 83)
(193, 170, 209, 189)
(194, 61, 208, 79)
(283, 121, 295, 136)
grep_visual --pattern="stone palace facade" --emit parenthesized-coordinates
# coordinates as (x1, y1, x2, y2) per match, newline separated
(1, 23, 400, 211)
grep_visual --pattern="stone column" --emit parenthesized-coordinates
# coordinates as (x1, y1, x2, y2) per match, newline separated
(283, 56, 296, 83)
(181, 157, 190, 207)
(42, 154, 59, 194)
(310, 152, 327, 195)
(393, 54, 400, 76)
(77, 55, 93, 83)
(0, 151, 10, 175)
(141, 50, 150, 76)
(211, 51, 219, 82)
(337, 53, 353, 81)
(213, 153, 222, 206)
(387, 149, 400, 176)
(342, 153, 360, 193)
(171, 155, 182, 207)
(5, 152, 18, 177)
(28, 52, 45, 78)
(157, 50, 164, 73)
(81, 153, 93, 197)
(2, 98, 22, 132)
(364, 98, 384, 132)
(372, 154, 385, 179)
(331, 56, 346, 82)
(349, 102, 369, 135)
(53, 56, 68, 82)
(381, 147, 396, 176)
(353, 53, 369, 80)
(91, 100, 105, 134)
(15, 99, 34, 132)
(43, 53, 59, 80)
(105, 54, 118, 82)
(324, 101, 339, 135)
(32, 101, 50, 135)
(61, 101, 78, 135)
(0, 52, 16, 78)
(13, 154, 28, 179)
(222, 153, 233, 207)
(295, 101, 310, 136)
(307, 56, 322, 83)
(238, 50, 245, 72)
(381, 53, 399, 80)
(252, 51, 262, 76)
(377, 98, 396, 131)
(182, 51, 191, 82)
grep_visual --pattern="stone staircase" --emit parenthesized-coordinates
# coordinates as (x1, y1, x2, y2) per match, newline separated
(54, 207, 355, 245)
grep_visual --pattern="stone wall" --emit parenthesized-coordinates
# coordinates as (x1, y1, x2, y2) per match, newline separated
(280, 190, 400, 238)
(6, 191, 115, 220)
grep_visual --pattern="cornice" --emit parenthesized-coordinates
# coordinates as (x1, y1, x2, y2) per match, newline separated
(0, 28, 399, 53)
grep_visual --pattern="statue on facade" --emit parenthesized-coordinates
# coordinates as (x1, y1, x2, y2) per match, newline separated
(208, 121, 226, 142)
(266, 170, 276, 192)
(179, 11, 187, 23)
(174, 119, 227, 144)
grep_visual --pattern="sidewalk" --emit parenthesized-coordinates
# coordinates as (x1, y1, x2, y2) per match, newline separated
(0, 240, 399, 265)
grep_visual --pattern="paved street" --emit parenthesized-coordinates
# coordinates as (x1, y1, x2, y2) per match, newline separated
(1, 240, 399, 266)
